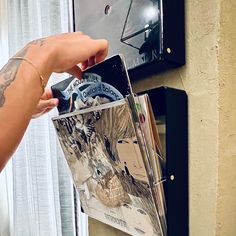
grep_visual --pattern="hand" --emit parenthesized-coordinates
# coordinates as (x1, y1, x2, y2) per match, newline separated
(27, 33, 108, 117)
(32, 88, 59, 118)
(0, 32, 108, 166)
(21, 32, 109, 81)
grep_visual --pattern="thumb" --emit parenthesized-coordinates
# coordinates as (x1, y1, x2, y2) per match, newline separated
(32, 98, 59, 119)
(47, 98, 59, 107)
(38, 98, 59, 110)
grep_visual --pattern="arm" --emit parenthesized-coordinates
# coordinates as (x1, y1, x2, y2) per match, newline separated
(0, 32, 108, 170)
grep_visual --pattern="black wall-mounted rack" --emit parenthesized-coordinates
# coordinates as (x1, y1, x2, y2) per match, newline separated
(72, 0, 185, 79)
(138, 86, 188, 236)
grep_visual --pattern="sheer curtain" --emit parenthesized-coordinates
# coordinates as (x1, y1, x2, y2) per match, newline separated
(1, 0, 88, 235)
(0, 2, 12, 236)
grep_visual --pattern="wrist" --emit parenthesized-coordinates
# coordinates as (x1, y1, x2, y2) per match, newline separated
(24, 41, 56, 84)
(10, 57, 46, 92)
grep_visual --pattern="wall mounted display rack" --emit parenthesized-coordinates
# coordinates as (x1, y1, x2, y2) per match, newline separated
(73, 0, 185, 78)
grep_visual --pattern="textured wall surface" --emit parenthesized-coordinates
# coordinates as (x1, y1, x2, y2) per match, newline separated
(133, 1, 220, 235)
(216, 0, 236, 236)
(89, 0, 236, 235)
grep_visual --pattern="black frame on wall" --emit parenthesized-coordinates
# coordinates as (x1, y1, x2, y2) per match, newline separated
(130, 0, 185, 79)
(72, 0, 185, 79)
(138, 86, 189, 236)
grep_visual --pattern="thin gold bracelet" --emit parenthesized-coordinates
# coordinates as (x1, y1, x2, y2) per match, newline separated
(9, 56, 46, 91)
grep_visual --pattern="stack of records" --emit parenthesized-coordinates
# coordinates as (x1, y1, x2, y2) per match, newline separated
(51, 55, 167, 236)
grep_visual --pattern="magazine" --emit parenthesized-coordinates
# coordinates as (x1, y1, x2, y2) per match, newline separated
(51, 55, 167, 235)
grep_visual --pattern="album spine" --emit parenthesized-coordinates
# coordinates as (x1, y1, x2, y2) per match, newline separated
(126, 94, 165, 236)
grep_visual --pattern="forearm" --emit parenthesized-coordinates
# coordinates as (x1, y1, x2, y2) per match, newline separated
(0, 42, 52, 170)
(0, 32, 108, 171)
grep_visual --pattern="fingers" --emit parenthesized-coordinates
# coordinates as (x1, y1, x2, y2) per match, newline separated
(80, 39, 108, 70)
(64, 38, 108, 73)
(80, 56, 96, 71)
(75, 37, 108, 64)
(41, 88, 53, 100)
(37, 98, 58, 111)
(93, 39, 109, 63)
(66, 35, 108, 65)
(32, 98, 59, 119)
(88, 56, 96, 67)
(80, 61, 88, 71)
(66, 65, 83, 79)
(31, 32, 109, 77)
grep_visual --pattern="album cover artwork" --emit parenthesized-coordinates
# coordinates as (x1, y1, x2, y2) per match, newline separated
(52, 100, 164, 235)
(74, 0, 161, 70)
(51, 55, 132, 114)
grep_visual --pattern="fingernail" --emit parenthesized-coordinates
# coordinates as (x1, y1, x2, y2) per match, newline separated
(52, 98, 59, 106)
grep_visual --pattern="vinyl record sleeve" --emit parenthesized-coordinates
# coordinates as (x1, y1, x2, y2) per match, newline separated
(51, 55, 132, 115)
(52, 99, 165, 235)
(134, 94, 167, 234)
(51, 55, 167, 235)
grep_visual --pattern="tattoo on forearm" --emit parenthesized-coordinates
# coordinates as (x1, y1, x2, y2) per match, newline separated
(29, 38, 46, 47)
(0, 38, 46, 107)
(0, 48, 27, 107)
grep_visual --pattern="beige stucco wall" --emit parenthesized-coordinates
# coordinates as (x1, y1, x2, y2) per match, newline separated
(216, 0, 236, 236)
(89, 0, 236, 235)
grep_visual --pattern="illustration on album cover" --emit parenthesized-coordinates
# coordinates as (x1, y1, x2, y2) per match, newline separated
(51, 55, 167, 235)
(51, 55, 131, 115)
(53, 101, 165, 235)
